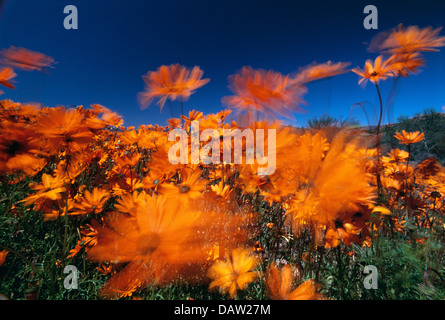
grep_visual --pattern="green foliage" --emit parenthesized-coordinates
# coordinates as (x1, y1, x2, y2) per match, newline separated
(382, 108, 445, 164)
(306, 113, 359, 130)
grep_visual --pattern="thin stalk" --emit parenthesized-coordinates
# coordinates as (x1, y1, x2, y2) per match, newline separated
(405, 144, 411, 210)
(375, 82, 384, 195)
(62, 159, 70, 256)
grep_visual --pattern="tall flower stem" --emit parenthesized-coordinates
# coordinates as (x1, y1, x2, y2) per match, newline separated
(62, 158, 70, 256)
(375, 82, 384, 196)
(404, 144, 412, 210)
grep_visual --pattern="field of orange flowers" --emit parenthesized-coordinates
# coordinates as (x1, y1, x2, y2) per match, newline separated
(0, 24, 445, 300)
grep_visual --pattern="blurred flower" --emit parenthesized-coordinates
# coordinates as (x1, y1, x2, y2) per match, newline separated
(265, 263, 323, 300)
(369, 24, 445, 54)
(207, 247, 261, 298)
(324, 219, 360, 248)
(0, 67, 16, 89)
(88, 195, 242, 298)
(222, 66, 307, 119)
(293, 61, 350, 84)
(0, 123, 45, 175)
(22, 173, 67, 206)
(371, 206, 392, 215)
(416, 157, 441, 178)
(180, 109, 204, 131)
(388, 52, 424, 77)
(34, 106, 95, 153)
(394, 130, 425, 145)
(167, 117, 182, 129)
(382, 148, 409, 164)
(287, 132, 375, 228)
(160, 168, 206, 202)
(73, 187, 110, 216)
(0, 46, 54, 71)
(210, 180, 233, 200)
(67, 220, 100, 259)
(138, 64, 210, 111)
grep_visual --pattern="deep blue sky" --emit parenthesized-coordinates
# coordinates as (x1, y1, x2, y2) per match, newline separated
(0, 0, 444, 128)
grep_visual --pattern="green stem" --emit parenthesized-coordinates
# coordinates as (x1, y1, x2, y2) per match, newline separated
(62, 158, 70, 256)
(375, 82, 384, 196)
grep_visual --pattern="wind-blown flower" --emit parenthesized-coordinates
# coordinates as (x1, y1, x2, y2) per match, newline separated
(207, 247, 261, 298)
(222, 66, 307, 119)
(34, 106, 95, 153)
(22, 173, 67, 206)
(88, 194, 246, 298)
(0, 46, 54, 71)
(293, 61, 350, 84)
(72, 187, 110, 216)
(138, 64, 210, 111)
(160, 168, 206, 202)
(0, 123, 45, 175)
(387, 52, 424, 77)
(265, 263, 323, 300)
(368, 24, 445, 54)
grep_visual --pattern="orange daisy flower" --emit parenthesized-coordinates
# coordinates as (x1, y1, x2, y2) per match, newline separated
(138, 64, 210, 111)
(180, 109, 204, 131)
(382, 148, 409, 164)
(265, 263, 324, 300)
(88, 195, 241, 298)
(387, 52, 424, 77)
(222, 66, 307, 119)
(352, 56, 397, 86)
(34, 106, 95, 153)
(73, 187, 110, 216)
(369, 24, 445, 54)
(0, 123, 45, 175)
(160, 168, 206, 202)
(207, 247, 261, 298)
(394, 130, 425, 145)
(22, 173, 67, 206)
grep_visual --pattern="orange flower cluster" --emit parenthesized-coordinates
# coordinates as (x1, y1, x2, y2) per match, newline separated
(1, 25, 444, 300)
(0, 95, 381, 298)
(353, 24, 445, 86)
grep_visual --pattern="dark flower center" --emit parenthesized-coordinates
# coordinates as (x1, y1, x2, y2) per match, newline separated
(334, 219, 344, 229)
(6, 140, 21, 156)
(180, 185, 191, 193)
